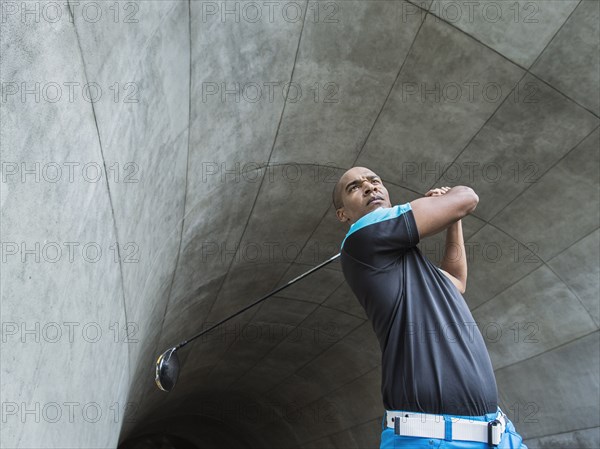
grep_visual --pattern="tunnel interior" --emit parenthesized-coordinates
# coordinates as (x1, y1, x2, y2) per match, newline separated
(2, 0, 599, 448)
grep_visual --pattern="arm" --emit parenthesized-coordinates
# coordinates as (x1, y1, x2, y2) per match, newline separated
(409, 185, 479, 239)
(411, 186, 477, 293)
(438, 220, 467, 293)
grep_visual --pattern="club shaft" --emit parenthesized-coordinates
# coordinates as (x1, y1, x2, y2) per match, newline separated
(177, 253, 341, 349)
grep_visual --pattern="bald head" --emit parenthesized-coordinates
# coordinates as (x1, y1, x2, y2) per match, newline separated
(332, 176, 345, 210)
(332, 167, 370, 210)
(333, 167, 375, 209)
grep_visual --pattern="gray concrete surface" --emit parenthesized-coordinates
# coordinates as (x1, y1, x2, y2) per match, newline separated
(1, 0, 598, 448)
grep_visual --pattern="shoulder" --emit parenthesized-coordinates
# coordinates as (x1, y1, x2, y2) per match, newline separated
(343, 204, 413, 244)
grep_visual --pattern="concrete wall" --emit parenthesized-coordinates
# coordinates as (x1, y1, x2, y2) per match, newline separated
(2, 1, 598, 448)
(1, 0, 189, 446)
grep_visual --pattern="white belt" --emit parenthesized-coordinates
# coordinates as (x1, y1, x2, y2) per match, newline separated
(385, 409, 506, 446)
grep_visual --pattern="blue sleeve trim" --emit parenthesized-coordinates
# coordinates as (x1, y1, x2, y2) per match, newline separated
(340, 203, 412, 249)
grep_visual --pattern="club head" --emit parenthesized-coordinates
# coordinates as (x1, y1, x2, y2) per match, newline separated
(155, 347, 180, 392)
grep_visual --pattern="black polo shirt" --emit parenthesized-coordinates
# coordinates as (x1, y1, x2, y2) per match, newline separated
(340, 203, 498, 416)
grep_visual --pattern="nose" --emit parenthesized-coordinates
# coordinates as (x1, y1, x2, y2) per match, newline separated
(361, 180, 376, 194)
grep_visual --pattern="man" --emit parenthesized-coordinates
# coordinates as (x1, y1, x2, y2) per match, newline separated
(333, 167, 527, 449)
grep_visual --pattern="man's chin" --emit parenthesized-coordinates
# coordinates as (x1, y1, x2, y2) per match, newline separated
(367, 200, 388, 210)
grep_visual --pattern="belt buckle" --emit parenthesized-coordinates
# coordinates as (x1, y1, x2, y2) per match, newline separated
(394, 414, 400, 435)
(487, 419, 502, 446)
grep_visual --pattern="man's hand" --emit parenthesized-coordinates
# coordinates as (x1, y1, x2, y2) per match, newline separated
(410, 185, 478, 239)
(425, 186, 451, 197)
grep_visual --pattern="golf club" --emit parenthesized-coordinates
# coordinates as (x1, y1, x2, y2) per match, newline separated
(155, 252, 341, 392)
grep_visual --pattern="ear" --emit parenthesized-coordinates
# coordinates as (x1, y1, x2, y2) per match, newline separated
(336, 207, 350, 223)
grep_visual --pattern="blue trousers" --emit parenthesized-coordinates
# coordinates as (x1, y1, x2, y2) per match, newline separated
(380, 407, 528, 449)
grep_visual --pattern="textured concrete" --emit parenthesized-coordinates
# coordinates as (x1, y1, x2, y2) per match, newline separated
(429, 0, 580, 67)
(495, 331, 599, 441)
(2, 0, 599, 448)
(531, 0, 600, 115)
(356, 12, 525, 194)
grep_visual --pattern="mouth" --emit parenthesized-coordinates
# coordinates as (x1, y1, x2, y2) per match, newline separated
(367, 196, 384, 206)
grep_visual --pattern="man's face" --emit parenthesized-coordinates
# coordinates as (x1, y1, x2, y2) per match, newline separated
(335, 167, 392, 225)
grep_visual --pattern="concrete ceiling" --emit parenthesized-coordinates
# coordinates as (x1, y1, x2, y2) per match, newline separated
(2, 1, 598, 448)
